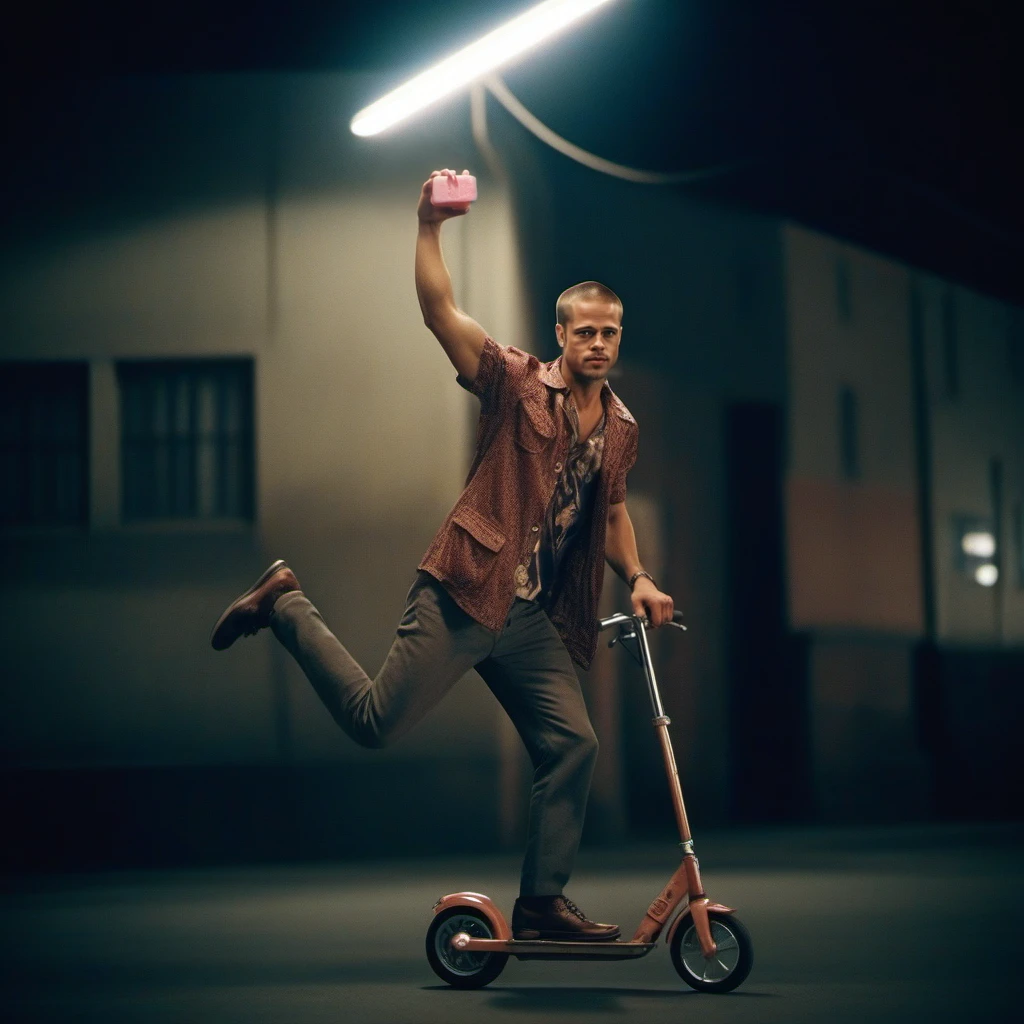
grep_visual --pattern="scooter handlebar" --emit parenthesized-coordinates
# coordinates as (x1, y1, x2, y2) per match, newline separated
(598, 609, 687, 632)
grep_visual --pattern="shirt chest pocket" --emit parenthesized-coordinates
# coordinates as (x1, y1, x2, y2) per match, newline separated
(447, 506, 506, 590)
(515, 395, 556, 453)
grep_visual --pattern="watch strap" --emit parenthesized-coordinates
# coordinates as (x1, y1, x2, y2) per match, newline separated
(628, 570, 655, 590)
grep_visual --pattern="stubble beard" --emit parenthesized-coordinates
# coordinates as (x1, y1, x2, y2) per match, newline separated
(559, 349, 611, 387)
(569, 367, 609, 393)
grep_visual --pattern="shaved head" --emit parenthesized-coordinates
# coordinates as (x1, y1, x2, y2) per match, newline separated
(556, 281, 622, 327)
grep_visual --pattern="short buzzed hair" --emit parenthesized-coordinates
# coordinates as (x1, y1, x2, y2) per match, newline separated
(556, 281, 623, 328)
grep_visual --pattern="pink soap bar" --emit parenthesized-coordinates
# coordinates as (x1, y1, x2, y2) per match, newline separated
(430, 173, 478, 208)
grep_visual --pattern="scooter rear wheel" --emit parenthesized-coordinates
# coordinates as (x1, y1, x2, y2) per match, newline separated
(670, 911, 753, 993)
(425, 907, 508, 989)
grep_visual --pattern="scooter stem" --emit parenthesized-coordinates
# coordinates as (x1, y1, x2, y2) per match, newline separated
(632, 616, 692, 844)
(632, 614, 667, 719)
(633, 615, 716, 958)
(654, 716, 692, 844)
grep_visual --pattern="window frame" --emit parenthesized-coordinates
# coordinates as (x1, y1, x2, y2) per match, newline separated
(0, 360, 90, 531)
(116, 357, 256, 526)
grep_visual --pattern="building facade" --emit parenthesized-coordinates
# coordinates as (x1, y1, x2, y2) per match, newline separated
(2, 75, 1020, 868)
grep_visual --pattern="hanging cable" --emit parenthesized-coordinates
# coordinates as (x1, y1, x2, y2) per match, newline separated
(470, 82, 505, 183)
(484, 74, 748, 186)
(481, 75, 1022, 255)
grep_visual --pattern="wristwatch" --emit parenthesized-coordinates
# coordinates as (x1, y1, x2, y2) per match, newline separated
(628, 570, 655, 590)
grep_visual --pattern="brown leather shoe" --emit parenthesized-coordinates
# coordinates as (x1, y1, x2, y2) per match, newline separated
(210, 559, 301, 650)
(512, 895, 620, 942)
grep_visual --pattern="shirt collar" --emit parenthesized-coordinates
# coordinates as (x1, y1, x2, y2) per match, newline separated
(538, 356, 572, 391)
(540, 356, 633, 424)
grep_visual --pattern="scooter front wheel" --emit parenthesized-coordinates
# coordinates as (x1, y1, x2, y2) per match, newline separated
(670, 911, 753, 993)
(425, 907, 508, 989)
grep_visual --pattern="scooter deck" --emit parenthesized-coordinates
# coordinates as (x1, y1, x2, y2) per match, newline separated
(457, 936, 657, 961)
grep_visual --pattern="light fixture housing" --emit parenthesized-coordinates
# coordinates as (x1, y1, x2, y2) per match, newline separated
(350, 0, 617, 137)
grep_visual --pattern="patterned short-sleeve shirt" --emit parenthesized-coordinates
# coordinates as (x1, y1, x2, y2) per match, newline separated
(417, 336, 639, 668)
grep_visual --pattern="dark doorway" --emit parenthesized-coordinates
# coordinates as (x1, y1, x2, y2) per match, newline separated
(724, 402, 811, 821)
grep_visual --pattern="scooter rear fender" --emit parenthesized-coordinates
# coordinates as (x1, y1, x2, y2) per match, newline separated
(664, 901, 735, 946)
(431, 891, 512, 940)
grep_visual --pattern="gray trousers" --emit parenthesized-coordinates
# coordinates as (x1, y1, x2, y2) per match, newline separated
(270, 570, 598, 897)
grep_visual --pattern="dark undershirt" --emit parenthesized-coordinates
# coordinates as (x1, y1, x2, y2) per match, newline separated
(516, 394, 606, 604)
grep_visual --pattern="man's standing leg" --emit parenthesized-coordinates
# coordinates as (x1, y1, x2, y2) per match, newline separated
(475, 597, 619, 941)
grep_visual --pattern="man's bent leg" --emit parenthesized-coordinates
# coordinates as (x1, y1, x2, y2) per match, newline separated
(475, 599, 599, 897)
(271, 571, 494, 748)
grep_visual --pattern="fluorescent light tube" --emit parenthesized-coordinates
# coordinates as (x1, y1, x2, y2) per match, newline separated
(351, 0, 617, 137)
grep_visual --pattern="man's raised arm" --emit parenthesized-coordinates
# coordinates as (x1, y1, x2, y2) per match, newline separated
(415, 169, 487, 384)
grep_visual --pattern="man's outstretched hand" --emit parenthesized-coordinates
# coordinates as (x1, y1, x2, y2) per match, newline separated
(417, 169, 472, 224)
(631, 577, 675, 628)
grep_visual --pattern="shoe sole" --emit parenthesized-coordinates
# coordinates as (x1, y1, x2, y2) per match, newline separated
(513, 930, 621, 942)
(210, 558, 288, 650)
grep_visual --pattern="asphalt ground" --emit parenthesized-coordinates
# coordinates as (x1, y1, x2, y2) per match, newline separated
(3, 823, 1020, 1024)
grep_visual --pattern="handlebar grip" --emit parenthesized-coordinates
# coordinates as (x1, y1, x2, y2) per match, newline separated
(598, 609, 687, 632)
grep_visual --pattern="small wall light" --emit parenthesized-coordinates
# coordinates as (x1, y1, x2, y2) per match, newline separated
(961, 530, 996, 559)
(954, 517, 1000, 589)
(974, 563, 999, 587)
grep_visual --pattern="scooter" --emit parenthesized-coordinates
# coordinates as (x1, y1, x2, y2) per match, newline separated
(425, 609, 754, 993)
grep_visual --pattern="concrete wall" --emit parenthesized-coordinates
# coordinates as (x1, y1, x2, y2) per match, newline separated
(0, 73, 527, 862)
(782, 224, 1024, 821)
(915, 275, 1024, 646)
(784, 225, 923, 634)
(783, 225, 928, 818)
(784, 223, 1024, 646)
(2, 70, 798, 863)
(8, 72, 1014, 861)
(490, 103, 791, 827)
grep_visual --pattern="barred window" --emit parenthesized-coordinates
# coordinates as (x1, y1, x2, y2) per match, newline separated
(118, 359, 254, 522)
(0, 362, 89, 527)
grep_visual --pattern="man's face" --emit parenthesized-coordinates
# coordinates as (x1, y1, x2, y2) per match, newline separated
(555, 299, 622, 384)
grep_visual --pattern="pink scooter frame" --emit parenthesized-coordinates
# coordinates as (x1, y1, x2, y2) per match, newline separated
(426, 611, 754, 992)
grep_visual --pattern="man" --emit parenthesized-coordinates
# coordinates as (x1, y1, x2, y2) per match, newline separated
(211, 169, 675, 942)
